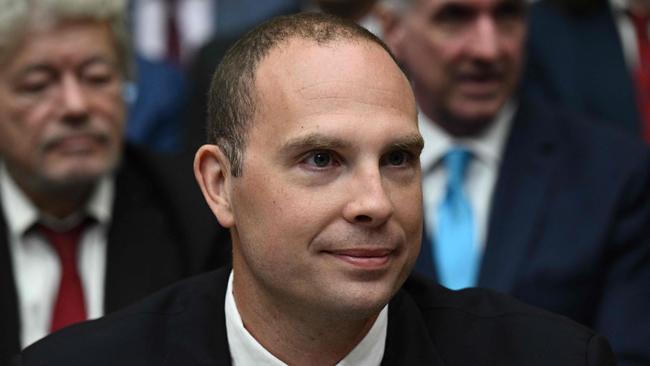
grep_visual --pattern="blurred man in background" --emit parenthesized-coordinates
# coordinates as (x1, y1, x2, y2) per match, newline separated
(0, 0, 229, 363)
(380, 0, 650, 364)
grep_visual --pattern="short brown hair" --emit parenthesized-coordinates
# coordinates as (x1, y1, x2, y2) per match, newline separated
(206, 12, 400, 176)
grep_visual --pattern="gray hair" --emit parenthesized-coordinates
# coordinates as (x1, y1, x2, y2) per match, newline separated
(0, 0, 132, 78)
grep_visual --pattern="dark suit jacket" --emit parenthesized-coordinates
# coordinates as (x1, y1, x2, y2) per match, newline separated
(16, 267, 615, 365)
(522, 0, 642, 138)
(415, 97, 650, 366)
(0, 145, 231, 364)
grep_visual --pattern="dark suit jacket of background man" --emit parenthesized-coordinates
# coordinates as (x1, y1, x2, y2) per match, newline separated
(522, 0, 642, 139)
(16, 267, 616, 366)
(415, 96, 650, 365)
(0, 145, 232, 364)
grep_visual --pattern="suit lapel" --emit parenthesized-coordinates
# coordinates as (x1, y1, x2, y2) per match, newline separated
(162, 269, 232, 366)
(0, 203, 21, 363)
(479, 99, 558, 292)
(381, 288, 446, 365)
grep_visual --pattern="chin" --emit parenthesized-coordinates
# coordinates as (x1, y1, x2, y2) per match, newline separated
(44, 159, 117, 189)
(326, 280, 398, 319)
(443, 101, 504, 134)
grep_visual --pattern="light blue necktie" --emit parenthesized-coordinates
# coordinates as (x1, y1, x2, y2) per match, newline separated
(433, 148, 478, 290)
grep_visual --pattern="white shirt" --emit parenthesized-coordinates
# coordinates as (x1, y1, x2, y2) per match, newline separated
(420, 102, 515, 254)
(0, 164, 113, 348)
(610, 0, 649, 70)
(224, 271, 388, 366)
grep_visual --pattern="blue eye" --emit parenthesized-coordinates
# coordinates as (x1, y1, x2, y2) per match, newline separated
(312, 152, 331, 167)
(383, 151, 411, 167)
(303, 151, 339, 169)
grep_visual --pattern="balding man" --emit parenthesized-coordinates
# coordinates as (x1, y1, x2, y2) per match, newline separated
(18, 13, 614, 366)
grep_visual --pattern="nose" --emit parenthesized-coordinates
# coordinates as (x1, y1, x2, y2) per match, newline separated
(60, 73, 89, 123)
(342, 168, 394, 227)
(466, 15, 499, 61)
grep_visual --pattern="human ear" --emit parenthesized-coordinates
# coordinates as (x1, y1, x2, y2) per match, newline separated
(194, 144, 235, 228)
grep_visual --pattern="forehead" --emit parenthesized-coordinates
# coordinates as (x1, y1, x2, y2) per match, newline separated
(253, 38, 415, 122)
(1, 20, 116, 74)
(242, 38, 419, 161)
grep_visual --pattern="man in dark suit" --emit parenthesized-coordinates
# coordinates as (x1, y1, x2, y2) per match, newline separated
(523, 0, 645, 141)
(18, 12, 615, 366)
(0, 1, 230, 364)
(380, 0, 650, 364)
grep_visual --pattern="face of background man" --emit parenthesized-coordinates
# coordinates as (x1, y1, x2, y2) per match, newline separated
(386, 0, 526, 136)
(198, 38, 423, 325)
(0, 20, 125, 200)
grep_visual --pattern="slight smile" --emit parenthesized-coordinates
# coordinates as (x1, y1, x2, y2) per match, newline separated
(325, 249, 393, 269)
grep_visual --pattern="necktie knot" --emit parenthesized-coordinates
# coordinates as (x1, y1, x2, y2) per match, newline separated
(444, 147, 471, 193)
(38, 222, 86, 264)
(627, 10, 650, 39)
(629, 11, 650, 37)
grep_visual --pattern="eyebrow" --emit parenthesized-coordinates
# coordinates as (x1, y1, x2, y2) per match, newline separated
(280, 133, 353, 155)
(387, 133, 425, 155)
(279, 132, 425, 155)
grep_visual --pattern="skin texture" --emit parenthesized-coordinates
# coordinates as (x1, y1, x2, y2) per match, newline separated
(384, 0, 526, 136)
(0, 20, 125, 218)
(195, 38, 423, 365)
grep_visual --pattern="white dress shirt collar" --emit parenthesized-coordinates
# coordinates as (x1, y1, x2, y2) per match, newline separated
(0, 162, 114, 236)
(1, 163, 114, 347)
(224, 271, 388, 366)
(609, 0, 645, 70)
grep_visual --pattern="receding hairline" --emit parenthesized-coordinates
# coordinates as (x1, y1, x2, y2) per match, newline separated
(252, 34, 406, 87)
(250, 35, 413, 124)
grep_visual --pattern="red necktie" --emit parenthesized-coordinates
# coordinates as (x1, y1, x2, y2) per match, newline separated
(629, 11, 650, 143)
(38, 222, 88, 332)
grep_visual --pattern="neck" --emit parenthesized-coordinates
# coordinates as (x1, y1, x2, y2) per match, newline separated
(414, 87, 494, 138)
(6, 166, 94, 219)
(232, 257, 379, 365)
